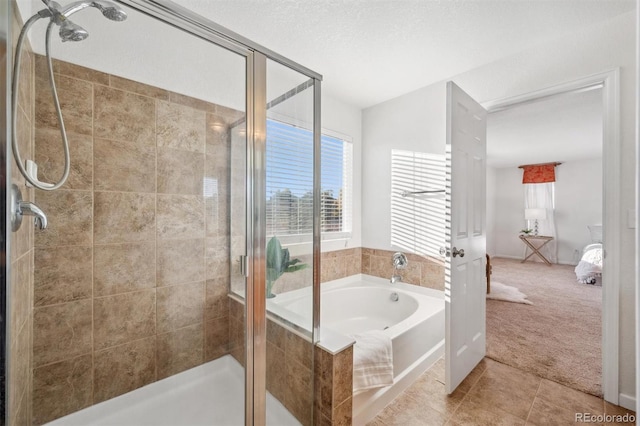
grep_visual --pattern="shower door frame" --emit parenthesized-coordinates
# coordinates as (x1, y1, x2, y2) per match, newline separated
(1, 1, 322, 424)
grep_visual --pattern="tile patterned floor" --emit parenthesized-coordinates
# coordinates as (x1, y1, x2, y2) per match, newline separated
(367, 358, 636, 426)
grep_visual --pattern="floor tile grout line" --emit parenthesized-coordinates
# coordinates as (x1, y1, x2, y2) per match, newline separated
(446, 364, 488, 422)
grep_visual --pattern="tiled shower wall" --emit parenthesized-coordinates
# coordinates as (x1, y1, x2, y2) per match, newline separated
(9, 4, 35, 425)
(31, 56, 243, 424)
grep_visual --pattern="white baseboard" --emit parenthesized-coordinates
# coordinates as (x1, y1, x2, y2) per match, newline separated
(618, 393, 636, 411)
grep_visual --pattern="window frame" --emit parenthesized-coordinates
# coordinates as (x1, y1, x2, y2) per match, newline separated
(265, 112, 353, 246)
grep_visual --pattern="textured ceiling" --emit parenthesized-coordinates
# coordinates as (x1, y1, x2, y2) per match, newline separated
(172, 0, 635, 108)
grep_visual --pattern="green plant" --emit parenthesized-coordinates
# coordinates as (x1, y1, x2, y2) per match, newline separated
(266, 236, 308, 298)
(520, 228, 533, 235)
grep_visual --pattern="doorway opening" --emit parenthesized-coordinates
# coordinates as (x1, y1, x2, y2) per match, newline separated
(484, 71, 620, 404)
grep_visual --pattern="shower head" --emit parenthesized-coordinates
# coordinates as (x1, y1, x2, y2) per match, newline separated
(59, 19, 89, 42)
(59, 0, 128, 22)
(91, 1, 128, 21)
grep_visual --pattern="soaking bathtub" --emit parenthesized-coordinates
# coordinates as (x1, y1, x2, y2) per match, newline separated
(268, 274, 445, 425)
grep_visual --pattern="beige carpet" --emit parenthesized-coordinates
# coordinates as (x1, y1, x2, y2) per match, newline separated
(486, 257, 602, 397)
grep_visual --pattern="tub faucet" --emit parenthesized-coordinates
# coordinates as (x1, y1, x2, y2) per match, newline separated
(390, 252, 408, 284)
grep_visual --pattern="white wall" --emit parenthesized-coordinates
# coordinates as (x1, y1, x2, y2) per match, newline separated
(362, 82, 446, 250)
(487, 167, 524, 258)
(486, 166, 498, 256)
(321, 94, 363, 252)
(362, 10, 636, 403)
(555, 159, 603, 263)
(487, 159, 603, 265)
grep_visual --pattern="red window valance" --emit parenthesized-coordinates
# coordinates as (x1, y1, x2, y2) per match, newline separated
(520, 163, 559, 184)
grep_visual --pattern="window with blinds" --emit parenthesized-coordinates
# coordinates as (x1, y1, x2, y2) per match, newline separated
(266, 119, 352, 241)
(391, 149, 446, 258)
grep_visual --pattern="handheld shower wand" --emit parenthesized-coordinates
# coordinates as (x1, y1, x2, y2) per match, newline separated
(11, 0, 127, 190)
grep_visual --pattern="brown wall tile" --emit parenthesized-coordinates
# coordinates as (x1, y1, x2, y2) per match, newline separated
(17, 47, 33, 122)
(9, 316, 31, 422)
(156, 282, 204, 333)
(204, 316, 229, 362)
(94, 191, 156, 244)
(156, 100, 206, 153)
(33, 300, 92, 366)
(34, 190, 93, 247)
(94, 242, 156, 296)
(35, 74, 93, 135)
(156, 194, 204, 240)
(333, 345, 353, 407)
(57, 60, 110, 85)
(285, 330, 313, 370)
(157, 147, 204, 195)
(35, 128, 93, 191)
(267, 342, 286, 403)
(94, 337, 156, 403)
(109, 75, 170, 100)
(13, 108, 32, 185)
(34, 246, 92, 307)
(28, 58, 244, 420)
(205, 279, 229, 321)
(285, 357, 313, 426)
(157, 324, 204, 379)
(205, 236, 230, 280)
(10, 253, 31, 339)
(157, 238, 205, 287)
(169, 92, 216, 114)
(94, 137, 156, 192)
(33, 355, 93, 425)
(94, 84, 155, 145)
(94, 289, 156, 350)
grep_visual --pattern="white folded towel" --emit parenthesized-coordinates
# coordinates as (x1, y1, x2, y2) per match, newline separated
(352, 330, 394, 394)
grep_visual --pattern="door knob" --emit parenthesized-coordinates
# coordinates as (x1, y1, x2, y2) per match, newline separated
(439, 246, 465, 258)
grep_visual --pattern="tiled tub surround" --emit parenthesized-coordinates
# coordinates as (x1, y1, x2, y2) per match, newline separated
(270, 246, 445, 296)
(361, 248, 444, 291)
(31, 57, 243, 424)
(229, 296, 335, 426)
(9, 3, 35, 425)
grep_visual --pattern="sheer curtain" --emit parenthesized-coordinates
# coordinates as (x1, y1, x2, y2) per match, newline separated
(524, 183, 557, 263)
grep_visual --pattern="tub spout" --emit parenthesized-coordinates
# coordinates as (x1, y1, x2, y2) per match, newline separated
(390, 274, 402, 284)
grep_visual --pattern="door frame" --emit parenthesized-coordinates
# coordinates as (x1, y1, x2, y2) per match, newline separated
(482, 69, 620, 404)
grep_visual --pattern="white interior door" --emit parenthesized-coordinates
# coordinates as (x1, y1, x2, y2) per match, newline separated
(444, 81, 487, 394)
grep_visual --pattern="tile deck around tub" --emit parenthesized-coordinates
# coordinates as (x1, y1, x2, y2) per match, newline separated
(367, 357, 636, 426)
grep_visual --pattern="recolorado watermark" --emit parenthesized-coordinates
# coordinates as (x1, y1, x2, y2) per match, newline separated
(576, 412, 635, 423)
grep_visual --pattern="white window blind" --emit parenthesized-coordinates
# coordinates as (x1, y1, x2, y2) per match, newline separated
(391, 149, 446, 258)
(266, 119, 352, 239)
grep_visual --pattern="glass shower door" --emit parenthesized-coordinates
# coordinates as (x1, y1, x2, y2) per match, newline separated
(6, 1, 252, 424)
(262, 58, 318, 426)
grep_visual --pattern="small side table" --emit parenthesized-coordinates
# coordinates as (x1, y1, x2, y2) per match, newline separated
(519, 235, 554, 265)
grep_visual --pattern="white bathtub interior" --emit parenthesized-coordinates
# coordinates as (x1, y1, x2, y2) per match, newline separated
(46, 355, 300, 426)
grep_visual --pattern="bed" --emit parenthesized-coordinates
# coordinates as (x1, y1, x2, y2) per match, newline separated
(574, 243, 602, 284)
